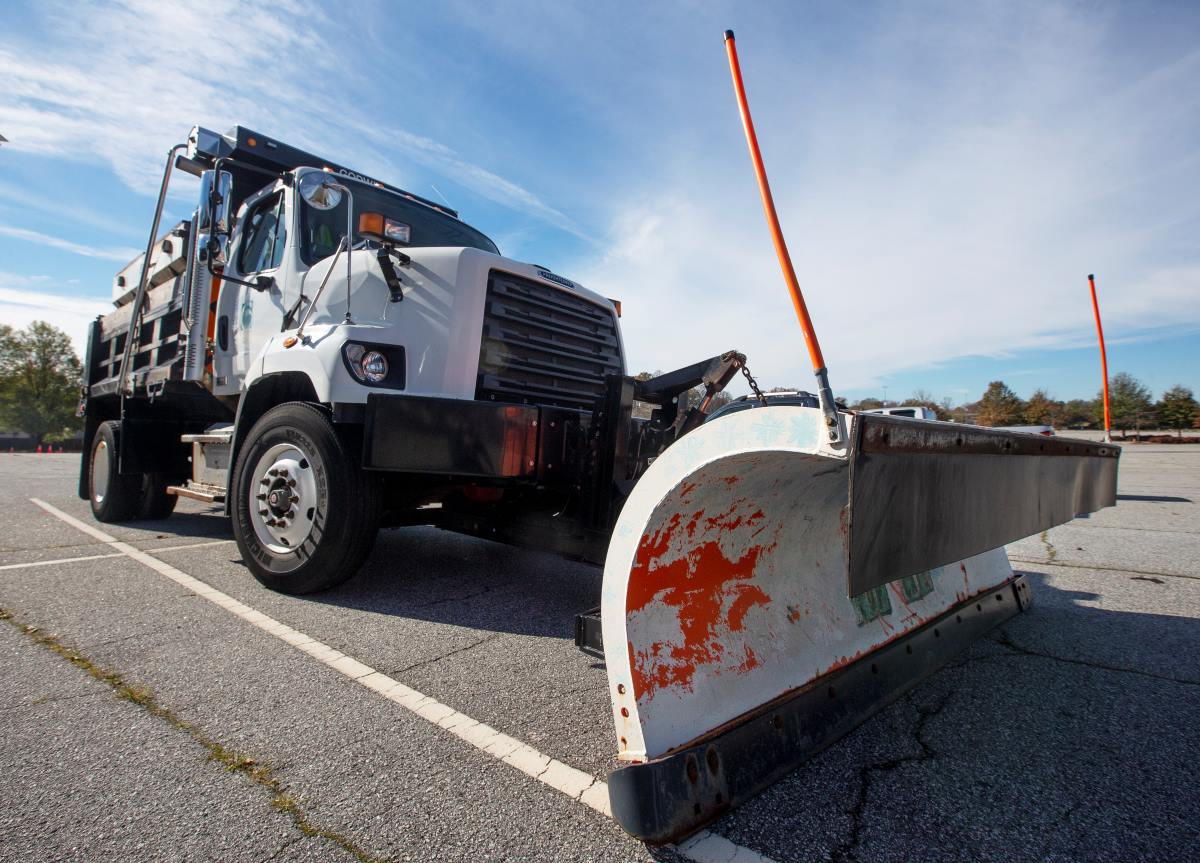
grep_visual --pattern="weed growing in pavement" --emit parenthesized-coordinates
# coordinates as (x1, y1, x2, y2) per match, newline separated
(0, 605, 388, 863)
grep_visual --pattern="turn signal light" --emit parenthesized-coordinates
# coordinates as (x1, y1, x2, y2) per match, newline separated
(358, 212, 412, 245)
(359, 212, 385, 237)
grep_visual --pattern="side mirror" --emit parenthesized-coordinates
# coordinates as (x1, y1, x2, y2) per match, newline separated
(198, 169, 232, 235)
(298, 171, 344, 210)
(197, 169, 232, 268)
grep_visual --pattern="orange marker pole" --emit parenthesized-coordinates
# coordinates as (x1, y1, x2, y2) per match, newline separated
(1088, 274, 1112, 443)
(724, 29, 844, 444)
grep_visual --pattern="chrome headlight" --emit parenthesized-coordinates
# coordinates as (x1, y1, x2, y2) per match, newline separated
(342, 342, 404, 388)
(360, 350, 388, 383)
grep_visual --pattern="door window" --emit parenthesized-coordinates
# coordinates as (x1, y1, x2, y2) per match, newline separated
(238, 192, 287, 273)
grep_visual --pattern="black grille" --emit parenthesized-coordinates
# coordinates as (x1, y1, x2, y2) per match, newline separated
(476, 270, 622, 411)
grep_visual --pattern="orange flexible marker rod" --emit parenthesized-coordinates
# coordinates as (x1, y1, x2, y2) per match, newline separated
(1088, 274, 1112, 442)
(723, 29, 845, 444)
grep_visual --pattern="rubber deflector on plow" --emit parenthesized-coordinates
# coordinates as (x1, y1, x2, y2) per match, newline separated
(600, 407, 1118, 842)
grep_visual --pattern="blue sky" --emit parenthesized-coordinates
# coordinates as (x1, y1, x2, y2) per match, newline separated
(1, 0, 1196, 405)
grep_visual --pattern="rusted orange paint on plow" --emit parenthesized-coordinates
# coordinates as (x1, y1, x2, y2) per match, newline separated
(626, 499, 776, 698)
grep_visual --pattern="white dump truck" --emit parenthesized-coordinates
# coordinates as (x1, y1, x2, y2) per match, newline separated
(79, 124, 1118, 842)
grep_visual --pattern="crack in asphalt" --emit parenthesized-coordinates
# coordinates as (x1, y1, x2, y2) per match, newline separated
(1007, 558, 1200, 581)
(0, 606, 390, 863)
(0, 541, 107, 553)
(1038, 530, 1059, 563)
(0, 689, 107, 713)
(1036, 797, 1082, 858)
(993, 628, 1200, 686)
(266, 835, 307, 862)
(551, 681, 607, 700)
(388, 631, 502, 676)
(1064, 523, 1195, 535)
(830, 694, 949, 863)
(79, 625, 177, 651)
(414, 585, 495, 609)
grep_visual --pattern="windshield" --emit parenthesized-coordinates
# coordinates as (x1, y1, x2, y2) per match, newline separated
(299, 175, 499, 264)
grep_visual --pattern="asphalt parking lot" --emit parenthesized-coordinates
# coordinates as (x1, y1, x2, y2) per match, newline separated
(1, 444, 1197, 862)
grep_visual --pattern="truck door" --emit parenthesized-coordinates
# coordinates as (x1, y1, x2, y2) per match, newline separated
(213, 189, 291, 395)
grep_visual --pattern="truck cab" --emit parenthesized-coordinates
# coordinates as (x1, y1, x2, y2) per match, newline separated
(80, 125, 657, 593)
(211, 166, 511, 401)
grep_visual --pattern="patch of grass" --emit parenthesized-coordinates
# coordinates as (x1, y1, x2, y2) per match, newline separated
(1, 605, 389, 863)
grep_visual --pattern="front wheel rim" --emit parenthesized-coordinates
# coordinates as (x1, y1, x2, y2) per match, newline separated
(247, 442, 319, 554)
(92, 439, 110, 504)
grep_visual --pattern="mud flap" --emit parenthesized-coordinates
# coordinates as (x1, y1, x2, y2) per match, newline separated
(601, 408, 1117, 842)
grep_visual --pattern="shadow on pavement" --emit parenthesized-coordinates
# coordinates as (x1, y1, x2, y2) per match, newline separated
(137, 508, 234, 541)
(308, 525, 601, 640)
(713, 568, 1200, 862)
(1116, 493, 1192, 503)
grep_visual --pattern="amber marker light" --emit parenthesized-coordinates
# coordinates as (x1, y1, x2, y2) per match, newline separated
(358, 211, 386, 238)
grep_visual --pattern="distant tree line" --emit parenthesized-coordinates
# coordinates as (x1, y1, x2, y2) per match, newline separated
(632, 361, 1198, 436)
(3, 321, 1196, 445)
(0, 321, 84, 447)
(844, 375, 1198, 436)
(675, 371, 1195, 436)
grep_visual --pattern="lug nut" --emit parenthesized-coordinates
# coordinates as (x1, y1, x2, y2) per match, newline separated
(259, 508, 269, 516)
(287, 479, 297, 488)
(290, 496, 300, 504)
(287, 509, 296, 519)
(260, 477, 270, 486)
(268, 469, 278, 477)
(256, 493, 266, 501)
(278, 469, 289, 478)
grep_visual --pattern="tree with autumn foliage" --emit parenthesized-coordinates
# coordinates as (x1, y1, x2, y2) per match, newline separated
(975, 381, 1025, 426)
(1024, 389, 1064, 426)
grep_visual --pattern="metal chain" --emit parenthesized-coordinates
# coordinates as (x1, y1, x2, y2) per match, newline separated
(739, 360, 768, 406)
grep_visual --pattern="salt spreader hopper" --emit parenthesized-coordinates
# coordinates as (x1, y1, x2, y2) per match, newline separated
(595, 32, 1120, 842)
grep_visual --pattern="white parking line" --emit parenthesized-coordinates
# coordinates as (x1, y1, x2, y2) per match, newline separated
(149, 539, 236, 554)
(0, 552, 125, 571)
(28, 498, 774, 863)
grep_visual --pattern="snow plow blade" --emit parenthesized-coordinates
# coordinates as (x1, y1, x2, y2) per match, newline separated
(601, 408, 1118, 843)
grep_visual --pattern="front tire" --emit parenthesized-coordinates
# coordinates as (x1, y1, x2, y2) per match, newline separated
(231, 402, 380, 594)
(89, 421, 141, 523)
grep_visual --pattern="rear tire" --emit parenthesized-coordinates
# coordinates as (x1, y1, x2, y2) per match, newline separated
(138, 473, 178, 520)
(89, 421, 141, 523)
(230, 402, 380, 594)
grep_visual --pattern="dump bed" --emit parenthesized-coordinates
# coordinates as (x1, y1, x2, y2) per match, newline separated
(84, 222, 192, 400)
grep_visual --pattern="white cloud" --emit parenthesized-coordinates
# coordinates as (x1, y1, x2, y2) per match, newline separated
(0, 276, 111, 357)
(0, 225, 138, 262)
(0, 0, 575, 233)
(569, 5, 1200, 392)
